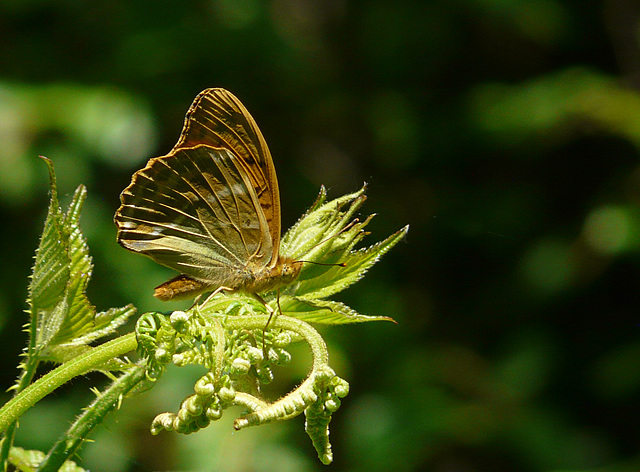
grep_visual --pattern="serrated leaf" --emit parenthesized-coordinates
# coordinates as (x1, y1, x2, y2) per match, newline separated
(29, 158, 70, 316)
(50, 185, 97, 345)
(29, 158, 72, 351)
(280, 297, 394, 324)
(69, 304, 137, 346)
(45, 303, 136, 363)
(281, 185, 367, 260)
(296, 225, 409, 300)
(27, 158, 134, 363)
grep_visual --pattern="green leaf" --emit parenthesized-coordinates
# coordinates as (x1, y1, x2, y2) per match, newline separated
(44, 304, 136, 369)
(280, 185, 367, 262)
(267, 186, 409, 324)
(296, 225, 409, 300)
(49, 196, 93, 344)
(47, 184, 96, 346)
(280, 297, 394, 324)
(66, 304, 137, 347)
(27, 158, 137, 364)
(29, 157, 72, 351)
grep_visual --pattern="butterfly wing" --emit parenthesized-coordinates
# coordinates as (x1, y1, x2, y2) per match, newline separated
(115, 89, 280, 289)
(177, 88, 282, 258)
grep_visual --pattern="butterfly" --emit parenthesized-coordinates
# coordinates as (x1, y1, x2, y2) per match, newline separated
(114, 88, 303, 304)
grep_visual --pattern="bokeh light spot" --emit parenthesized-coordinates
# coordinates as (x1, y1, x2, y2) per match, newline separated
(582, 205, 633, 255)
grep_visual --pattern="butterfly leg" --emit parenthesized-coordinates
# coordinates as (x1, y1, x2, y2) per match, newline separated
(195, 285, 235, 311)
(249, 292, 277, 359)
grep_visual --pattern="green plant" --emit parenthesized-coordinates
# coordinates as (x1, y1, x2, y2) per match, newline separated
(0, 157, 408, 470)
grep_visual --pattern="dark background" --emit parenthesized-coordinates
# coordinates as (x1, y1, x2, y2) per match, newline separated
(1, 1, 639, 471)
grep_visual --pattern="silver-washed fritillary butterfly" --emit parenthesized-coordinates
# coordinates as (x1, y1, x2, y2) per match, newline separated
(114, 88, 302, 301)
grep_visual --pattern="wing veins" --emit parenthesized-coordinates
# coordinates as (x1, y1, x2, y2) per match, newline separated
(200, 148, 259, 261)
(195, 95, 268, 191)
(184, 148, 255, 262)
(119, 213, 223, 243)
(156, 155, 244, 263)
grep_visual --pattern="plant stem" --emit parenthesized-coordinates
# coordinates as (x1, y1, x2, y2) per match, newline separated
(222, 314, 329, 368)
(0, 356, 40, 472)
(37, 362, 147, 472)
(0, 291, 50, 471)
(0, 333, 137, 434)
(221, 314, 331, 429)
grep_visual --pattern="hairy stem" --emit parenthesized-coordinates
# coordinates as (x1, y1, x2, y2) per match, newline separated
(220, 314, 330, 429)
(222, 314, 329, 368)
(37, 362, 146, 472)
(0, 356, 40, 472)
(0, 291, 50, 471)
(0, 333, 138, 434)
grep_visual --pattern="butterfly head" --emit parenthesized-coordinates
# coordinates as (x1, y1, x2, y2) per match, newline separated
(278, 258, 304, 285)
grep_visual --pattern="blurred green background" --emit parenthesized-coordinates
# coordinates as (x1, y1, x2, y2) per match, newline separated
(1, 0, 640, 471)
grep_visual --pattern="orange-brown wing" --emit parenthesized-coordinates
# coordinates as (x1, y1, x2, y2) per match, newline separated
(115, 89, 280, 288)
(175, 88, 281, 265)
(115, 145, 273, 287)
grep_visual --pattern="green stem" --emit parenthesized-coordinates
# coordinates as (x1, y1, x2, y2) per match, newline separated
(211, 318, 225, 380)
(0, 333, 138, 434)
(36, 362, 147, 472)
(0, 356, 40, 472)
(222, 314, 328, 368)
(1, 295, 48, 471)
(221, 314, 330, 429)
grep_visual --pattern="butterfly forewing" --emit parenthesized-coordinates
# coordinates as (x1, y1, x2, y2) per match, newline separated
(115, 89, 278, 291)
(177, 89, 281, 256)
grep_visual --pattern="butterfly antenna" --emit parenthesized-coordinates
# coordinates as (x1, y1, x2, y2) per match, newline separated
(296, 260, 347, 267)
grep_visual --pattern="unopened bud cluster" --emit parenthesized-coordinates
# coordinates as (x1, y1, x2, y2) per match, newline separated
(136, 309, 296, 435)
